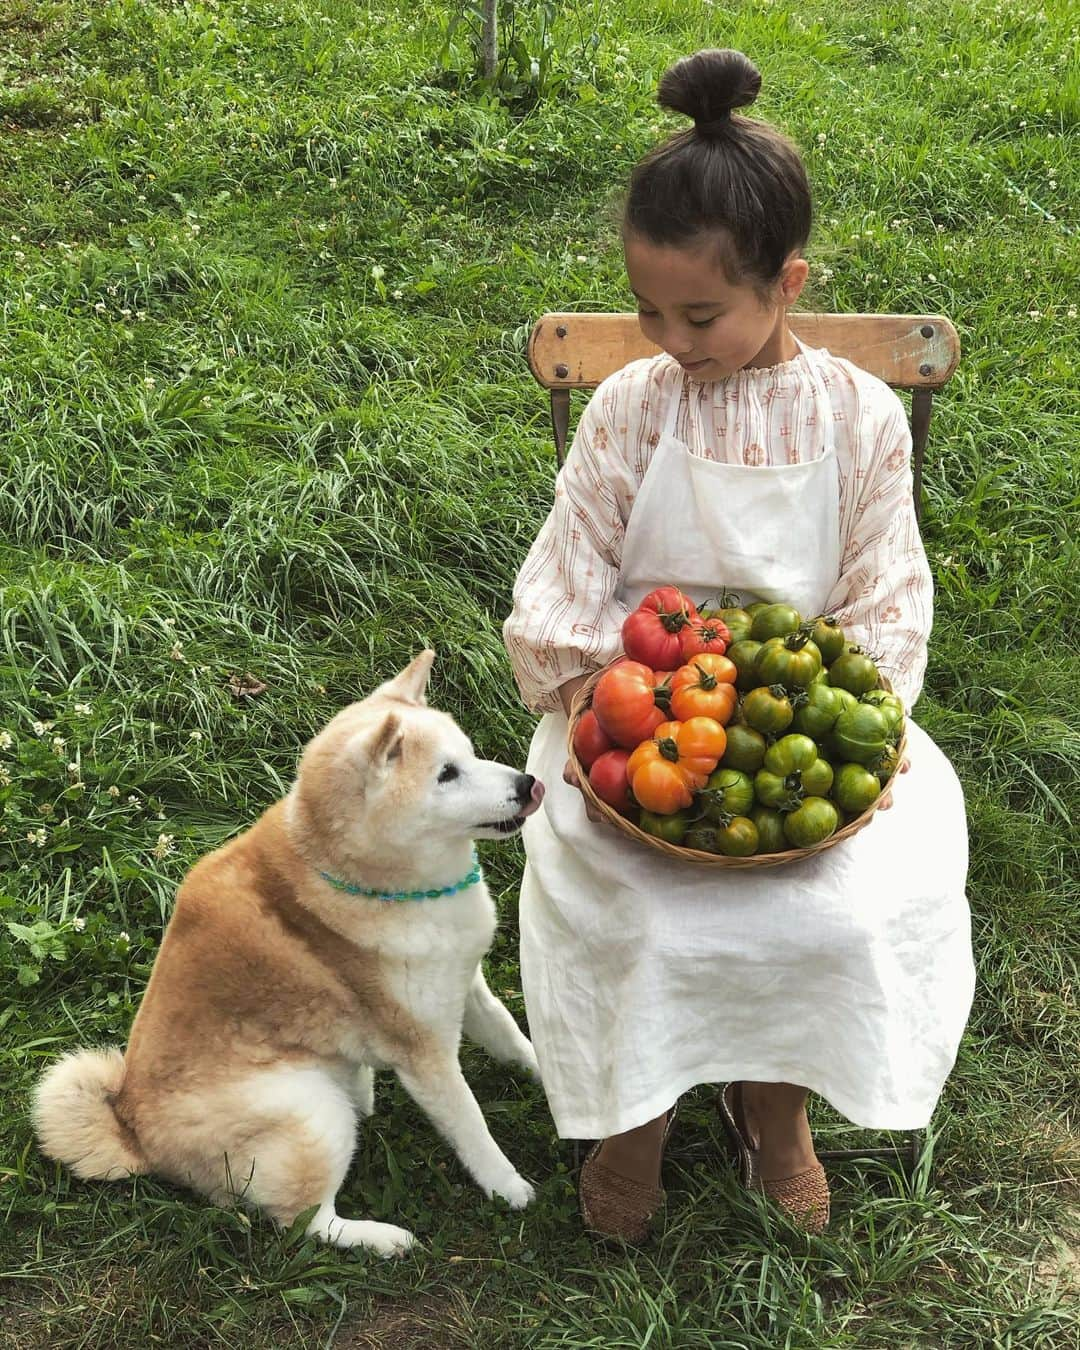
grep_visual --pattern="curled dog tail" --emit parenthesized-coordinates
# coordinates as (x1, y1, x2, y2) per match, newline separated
(33, 1048, 146, 1180)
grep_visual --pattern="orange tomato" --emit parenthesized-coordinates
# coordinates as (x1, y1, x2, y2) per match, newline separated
(626, 717, 728, 813)
(669, 654, 738, 724)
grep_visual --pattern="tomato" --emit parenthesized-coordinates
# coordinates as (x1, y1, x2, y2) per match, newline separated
(875, 743, 901, 786)
(592, 661, 668, 749)
(750, 603, 802, 642)
(783, 797, 840, 848)
(588, 749, 633, 813)
(763, 734, 819, 777)
(741, 685, 794, 735)
(572, 709, 614, 770)
(745, 601, 770, 617)
(621, 588, 699, 669)
(750, 805, 788, 853)
(670, 654, 738, 724)
(703, 606, 753, 643)
(700, 767, 755, 820)
(639, 809, 691, 843)
(728, 639, 765, 691)
(860, 690, 905, 741)
(831, 762, 882, 814)
(829, 645, 880, 696)
(714, 816, 759, 857)
(678, 613, 731, 659)
(627, 717, 727, 814)
(754, 769, 805, 812)
(801, 757, 834, 797)
(720, 723, 768, 773)
(755, 633, 823, 689)
(808, 615, 846, 665)
(829, 704, 891, 766)
(791, 683, 847, 742)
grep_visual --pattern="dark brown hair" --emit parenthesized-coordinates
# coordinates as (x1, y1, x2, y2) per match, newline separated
(623, 50, 812, 295)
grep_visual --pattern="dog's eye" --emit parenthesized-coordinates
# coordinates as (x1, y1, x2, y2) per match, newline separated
(437, 764, 459, 783)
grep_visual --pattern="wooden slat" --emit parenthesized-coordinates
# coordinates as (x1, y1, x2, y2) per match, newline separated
(528, 312, 959, 392)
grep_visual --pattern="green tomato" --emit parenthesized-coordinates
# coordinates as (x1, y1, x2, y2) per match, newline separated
(700, 767, 755, 820)
(831, 762, 882, 814)
(684, 822, 721, 853)
(791, 683, 847, 741)
(714, 816, 759, 857)
(728, 639, 765, 691)
(829, 645, 880, 696)
(754, 768, 805, 812)
(638, 809, 691, 844)
(750, 603, 803, 642)
(783, 797, 840, 848)
(860, 689, 905, 741)
(702, 606, 753, 643)
(742, 685, 794, 735)
(763, 733, 819, 777)
(720, 723, 768, 774)
(830, 704, 891, 766)
(833, 687, 860, 715)
(755, 633, 823, 689)
(745, 601, 771, 619)
(875, 743, 901, 786)
(750, 806, 788, 854)
(808, 615, 846, 664)
(800, 757, 834, 797)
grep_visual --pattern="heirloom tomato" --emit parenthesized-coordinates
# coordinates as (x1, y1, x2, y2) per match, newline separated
(831, 762, 882, 814)
(791, 683, 846, 741)
(720, 723, 768, 774)
(714, 816, 759, 857)
(678, 613, 731, 659)
(783, 797, 840, 848)
(809, 615, 846, 664)
(699, 767, 755, 820)
(572, 709, 614, 769)
(588, 749, 633, 814)
(830, 704, 890, 766)
(670, 654, 738, 724)
(741, 685, 794, 735)
(592, 661, 668, 749)
(829, 645, 880, 696)
(621, 587, 698, 669)
(627, 717, 727, 814)
(763, 734, 819, 777)
(728, 639, 765, 691)
(750, 806, 788, 854)
(860, 689, 905, 740)
(755, 633, 823, 689)
(750, 603, 802, 642)
(754, 769, 805, 813)
(703, 606, 753, 643)
(639, 809, 690, 844)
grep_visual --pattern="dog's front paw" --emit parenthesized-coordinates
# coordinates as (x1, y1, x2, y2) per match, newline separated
(517, 1044, 542, 1081)
(489, 1172, 535, 1209)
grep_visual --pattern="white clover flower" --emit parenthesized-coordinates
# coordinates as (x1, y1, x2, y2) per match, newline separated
(816, 133, 827, 145)
(67, 761, 80, 775)
(0, 730, 12, 749)
(26, 828, 47, 846)
(94, 301, 106, 313)
(1068, 306, 1077, 318)
(107, 784, 121, 797)
(144, 376, 156, 389)
(391, 289, 403, 300)
(73, 702, 92, 715)
(1028, 309, 1042, 318)
(72, 916, 86, 931)
(0, 767, 10, 786)
(51, 736, 67, 757)
(118, 930, 130, 944)
(31, 720, 54, 737)
(153, 832, 176, 859)
(127, 794, 139, 805)
(163, 616, 176, 627)
(189, 729, 203, 741)
(169, 643, 185, 661)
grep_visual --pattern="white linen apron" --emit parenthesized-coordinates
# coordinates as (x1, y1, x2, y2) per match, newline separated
(519, 345, 974, 1139)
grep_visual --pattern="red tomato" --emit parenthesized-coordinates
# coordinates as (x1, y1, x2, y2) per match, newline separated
(588, 749, 634, 814)
(621, 587, 699, 669)
(572, 709, 614, 769)
(678, 613, 731, 659)
(592, 661, 668, 749)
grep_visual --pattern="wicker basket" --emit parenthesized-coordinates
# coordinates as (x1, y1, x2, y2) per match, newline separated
(567, 661, 908, 869)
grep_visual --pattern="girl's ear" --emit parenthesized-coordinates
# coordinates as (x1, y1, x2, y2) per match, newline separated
(780, 256, 810, 306)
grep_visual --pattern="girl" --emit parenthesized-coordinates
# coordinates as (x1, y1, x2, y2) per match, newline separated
(503, 49, 975, 1241)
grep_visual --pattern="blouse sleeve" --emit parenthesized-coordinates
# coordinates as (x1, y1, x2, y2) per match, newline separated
(502, 375, 644, 714)
(822, 394, 934, 709)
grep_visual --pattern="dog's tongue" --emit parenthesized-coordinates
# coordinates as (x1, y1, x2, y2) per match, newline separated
(519, 779, 545, 818)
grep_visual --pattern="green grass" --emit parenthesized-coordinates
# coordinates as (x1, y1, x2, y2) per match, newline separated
(1, 0, 1078, 1344)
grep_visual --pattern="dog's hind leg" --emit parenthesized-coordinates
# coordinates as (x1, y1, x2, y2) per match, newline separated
(351, 1064, 376, 1118)
(239, 1067, 414, 1257)
(463, 965, 541, 1079)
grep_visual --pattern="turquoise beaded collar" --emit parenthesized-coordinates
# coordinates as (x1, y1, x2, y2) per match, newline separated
(318, 848, 482, 902)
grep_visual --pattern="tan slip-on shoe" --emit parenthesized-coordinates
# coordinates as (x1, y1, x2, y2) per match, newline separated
(578, 1104, 678, 1244)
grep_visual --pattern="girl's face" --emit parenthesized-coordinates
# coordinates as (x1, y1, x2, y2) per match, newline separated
(624, 233, 808, 381)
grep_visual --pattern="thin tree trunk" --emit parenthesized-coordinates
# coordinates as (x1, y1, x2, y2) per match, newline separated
(481, 0, 498, 78)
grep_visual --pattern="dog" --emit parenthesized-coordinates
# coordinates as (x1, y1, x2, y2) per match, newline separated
(34, 650, 545, 1256)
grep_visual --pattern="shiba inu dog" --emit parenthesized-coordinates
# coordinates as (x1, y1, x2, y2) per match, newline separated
(34, 650, 545, 1257)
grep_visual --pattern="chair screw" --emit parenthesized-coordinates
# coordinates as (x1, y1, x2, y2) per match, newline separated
(555, 363, 569, 378)
(921, 324, 934, 338)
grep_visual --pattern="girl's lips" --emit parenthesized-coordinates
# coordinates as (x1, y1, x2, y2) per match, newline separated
(678, 358, 709, 371)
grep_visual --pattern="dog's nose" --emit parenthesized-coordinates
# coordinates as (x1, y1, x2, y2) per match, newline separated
(514, 773, 536, 805)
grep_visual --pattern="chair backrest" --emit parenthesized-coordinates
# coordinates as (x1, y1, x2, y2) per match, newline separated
(527, 312, 960, 519)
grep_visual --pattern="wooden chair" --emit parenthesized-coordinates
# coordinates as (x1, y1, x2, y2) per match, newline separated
(528, 312, 960, 519)
(525, 310, 961, 1176)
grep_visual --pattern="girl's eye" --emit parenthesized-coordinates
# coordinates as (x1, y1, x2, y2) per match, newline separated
(437, 764, 459, 783)
(690, 316, 719, 328)
(637, 308, 659, 320)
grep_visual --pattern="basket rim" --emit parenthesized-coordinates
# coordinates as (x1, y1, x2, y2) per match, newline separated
(567, 657, 906, 869)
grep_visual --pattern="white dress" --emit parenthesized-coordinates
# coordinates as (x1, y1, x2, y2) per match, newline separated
(505, 342, 975, 1140)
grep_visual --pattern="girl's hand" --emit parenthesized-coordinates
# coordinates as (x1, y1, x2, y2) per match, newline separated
(563, 758, 606, 824)
(878, 757, 910, 810)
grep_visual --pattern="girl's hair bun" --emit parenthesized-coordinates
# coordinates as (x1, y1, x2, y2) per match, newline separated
(658, 49, 761, 134)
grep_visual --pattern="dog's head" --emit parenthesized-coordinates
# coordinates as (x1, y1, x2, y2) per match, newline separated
(288, 651, 544, 874)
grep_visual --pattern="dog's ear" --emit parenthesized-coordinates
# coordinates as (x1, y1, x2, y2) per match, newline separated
(349, 712, 405, 774)
(375, 649, 434, 706)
